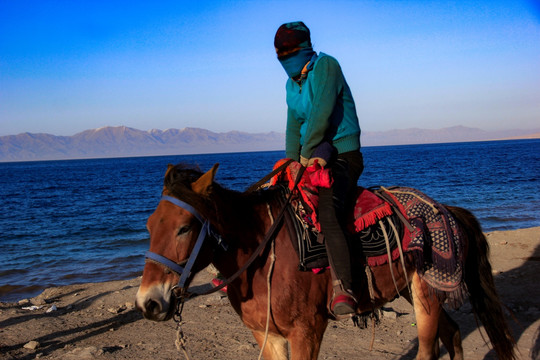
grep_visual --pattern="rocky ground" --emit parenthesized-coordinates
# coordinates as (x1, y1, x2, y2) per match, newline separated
(1, 227, 539, 360)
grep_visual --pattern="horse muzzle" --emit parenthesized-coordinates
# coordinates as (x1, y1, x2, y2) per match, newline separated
(135, 285, 176, 321)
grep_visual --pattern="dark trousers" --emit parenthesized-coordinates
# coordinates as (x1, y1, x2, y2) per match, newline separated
(318, 150, 364, 291)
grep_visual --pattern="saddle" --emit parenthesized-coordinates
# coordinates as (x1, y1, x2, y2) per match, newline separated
(270, 159, 466, 303)
(270, 160, 409, 269)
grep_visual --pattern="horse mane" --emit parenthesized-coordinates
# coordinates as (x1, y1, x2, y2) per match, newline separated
(163, 163, 273, 239)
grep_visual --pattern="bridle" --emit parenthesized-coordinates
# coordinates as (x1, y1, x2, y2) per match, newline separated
(144, 195, 227, 295)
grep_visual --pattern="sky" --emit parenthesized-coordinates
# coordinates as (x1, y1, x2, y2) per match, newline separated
(1, 0, 539, 136)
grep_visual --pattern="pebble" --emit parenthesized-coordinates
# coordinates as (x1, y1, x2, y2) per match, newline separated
(30, 297, 47, 306)
(18, 299, 30, 306)
(107, 305, 127, 314)
(207, 294, 223, 303)
(381, 307, 398, 320)
(23, 340, 40, 350)
(63, 346, 104, 359)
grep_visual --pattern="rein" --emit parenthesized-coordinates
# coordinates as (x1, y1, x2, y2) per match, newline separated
(245, 159, 293, 193)
(144, 162, 305, 299)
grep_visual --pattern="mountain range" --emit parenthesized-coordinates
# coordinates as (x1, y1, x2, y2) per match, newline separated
(1, 125, 538, 162)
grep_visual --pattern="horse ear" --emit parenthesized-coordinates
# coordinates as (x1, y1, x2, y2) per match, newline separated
(164, 164, 174, 178)
(191, 163, 219, 195)
(162, 164, 175, 193)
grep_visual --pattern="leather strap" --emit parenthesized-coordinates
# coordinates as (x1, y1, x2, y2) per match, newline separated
(245, 159, 293, 193)
(373, 188, 414, 232)
(197, 165, 306, 296)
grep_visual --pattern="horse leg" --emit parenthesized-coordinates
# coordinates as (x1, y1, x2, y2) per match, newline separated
(403, 290, 463, 359)
(251, 330, 289, 360)
(438, 309, 463, 360)
(288, 324, 326, 360)
(411, 272, 442, 360)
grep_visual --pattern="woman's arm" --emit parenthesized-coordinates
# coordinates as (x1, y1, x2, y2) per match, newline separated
(301, 56, 343, 160)
(285, 107, 301, 160)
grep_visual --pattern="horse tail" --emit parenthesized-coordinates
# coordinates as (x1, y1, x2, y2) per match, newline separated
(446, 205, 516, 360)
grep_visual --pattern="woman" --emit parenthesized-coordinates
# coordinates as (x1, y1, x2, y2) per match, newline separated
(274, 21, 364, 318)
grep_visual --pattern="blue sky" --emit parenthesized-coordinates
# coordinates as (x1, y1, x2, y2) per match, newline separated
(1, 0, 539, 136)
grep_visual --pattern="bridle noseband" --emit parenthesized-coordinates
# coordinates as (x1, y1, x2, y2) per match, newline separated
(145, 195, 225, 293)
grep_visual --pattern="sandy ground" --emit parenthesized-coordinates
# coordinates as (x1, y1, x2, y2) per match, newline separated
(1, 227, 539, 360)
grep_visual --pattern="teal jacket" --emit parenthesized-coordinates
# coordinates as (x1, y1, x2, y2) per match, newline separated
(285, 53, 361, 161)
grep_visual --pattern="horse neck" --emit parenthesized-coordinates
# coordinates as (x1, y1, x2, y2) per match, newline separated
(210, 187, 271, 274)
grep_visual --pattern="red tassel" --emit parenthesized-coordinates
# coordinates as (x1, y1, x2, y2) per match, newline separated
(354, 203, 393, 232)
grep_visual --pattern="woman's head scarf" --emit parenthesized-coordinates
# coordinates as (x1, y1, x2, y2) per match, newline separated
(274, 21, 316, 78)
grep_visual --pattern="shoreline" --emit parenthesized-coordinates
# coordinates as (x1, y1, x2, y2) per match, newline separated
(2, 225, 540, 304)
(1, 226, 539, 304)
(1, 226, 539, 359)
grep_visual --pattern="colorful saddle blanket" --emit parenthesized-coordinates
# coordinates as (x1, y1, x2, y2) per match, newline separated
(270, 160, 394, 233)
(381, 187, 465, 301)
(270, 159, 466, 302)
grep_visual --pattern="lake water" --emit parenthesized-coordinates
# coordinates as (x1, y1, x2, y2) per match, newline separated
(0, 139, 539, 302)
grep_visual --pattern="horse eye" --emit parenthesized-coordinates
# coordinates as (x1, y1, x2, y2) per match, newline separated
(177, 225, 191, 236)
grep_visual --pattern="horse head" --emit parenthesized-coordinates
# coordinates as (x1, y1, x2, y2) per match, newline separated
(135, 163, 219, 321)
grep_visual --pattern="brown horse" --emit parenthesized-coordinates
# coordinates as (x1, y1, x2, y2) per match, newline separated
(135, 163, 516, 360)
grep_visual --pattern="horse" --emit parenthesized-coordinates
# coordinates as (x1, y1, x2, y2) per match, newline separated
(135, 163, 516, 360)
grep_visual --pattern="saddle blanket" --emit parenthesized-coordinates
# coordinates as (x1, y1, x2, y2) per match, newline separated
(381, 186, 465, 301)
(270, 159, 466, 302)
(270, 159, 395, 233)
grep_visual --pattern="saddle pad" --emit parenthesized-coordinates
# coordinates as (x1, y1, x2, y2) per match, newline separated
(273, 184, 328, 271)
(380, 187, 466, 305)
(360, 212, 404, 267)
(269, 160, 408, 270)
(273, 183, 406, 271)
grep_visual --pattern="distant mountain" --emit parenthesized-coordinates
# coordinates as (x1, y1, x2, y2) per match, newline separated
(0, 126, 285, 162)
(361, 126, 540, 146)
(1, 125, 538, 162)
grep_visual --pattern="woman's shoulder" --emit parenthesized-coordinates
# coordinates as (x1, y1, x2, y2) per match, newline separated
(313, 52, 341, 71)
(315, 52, 339, 65)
